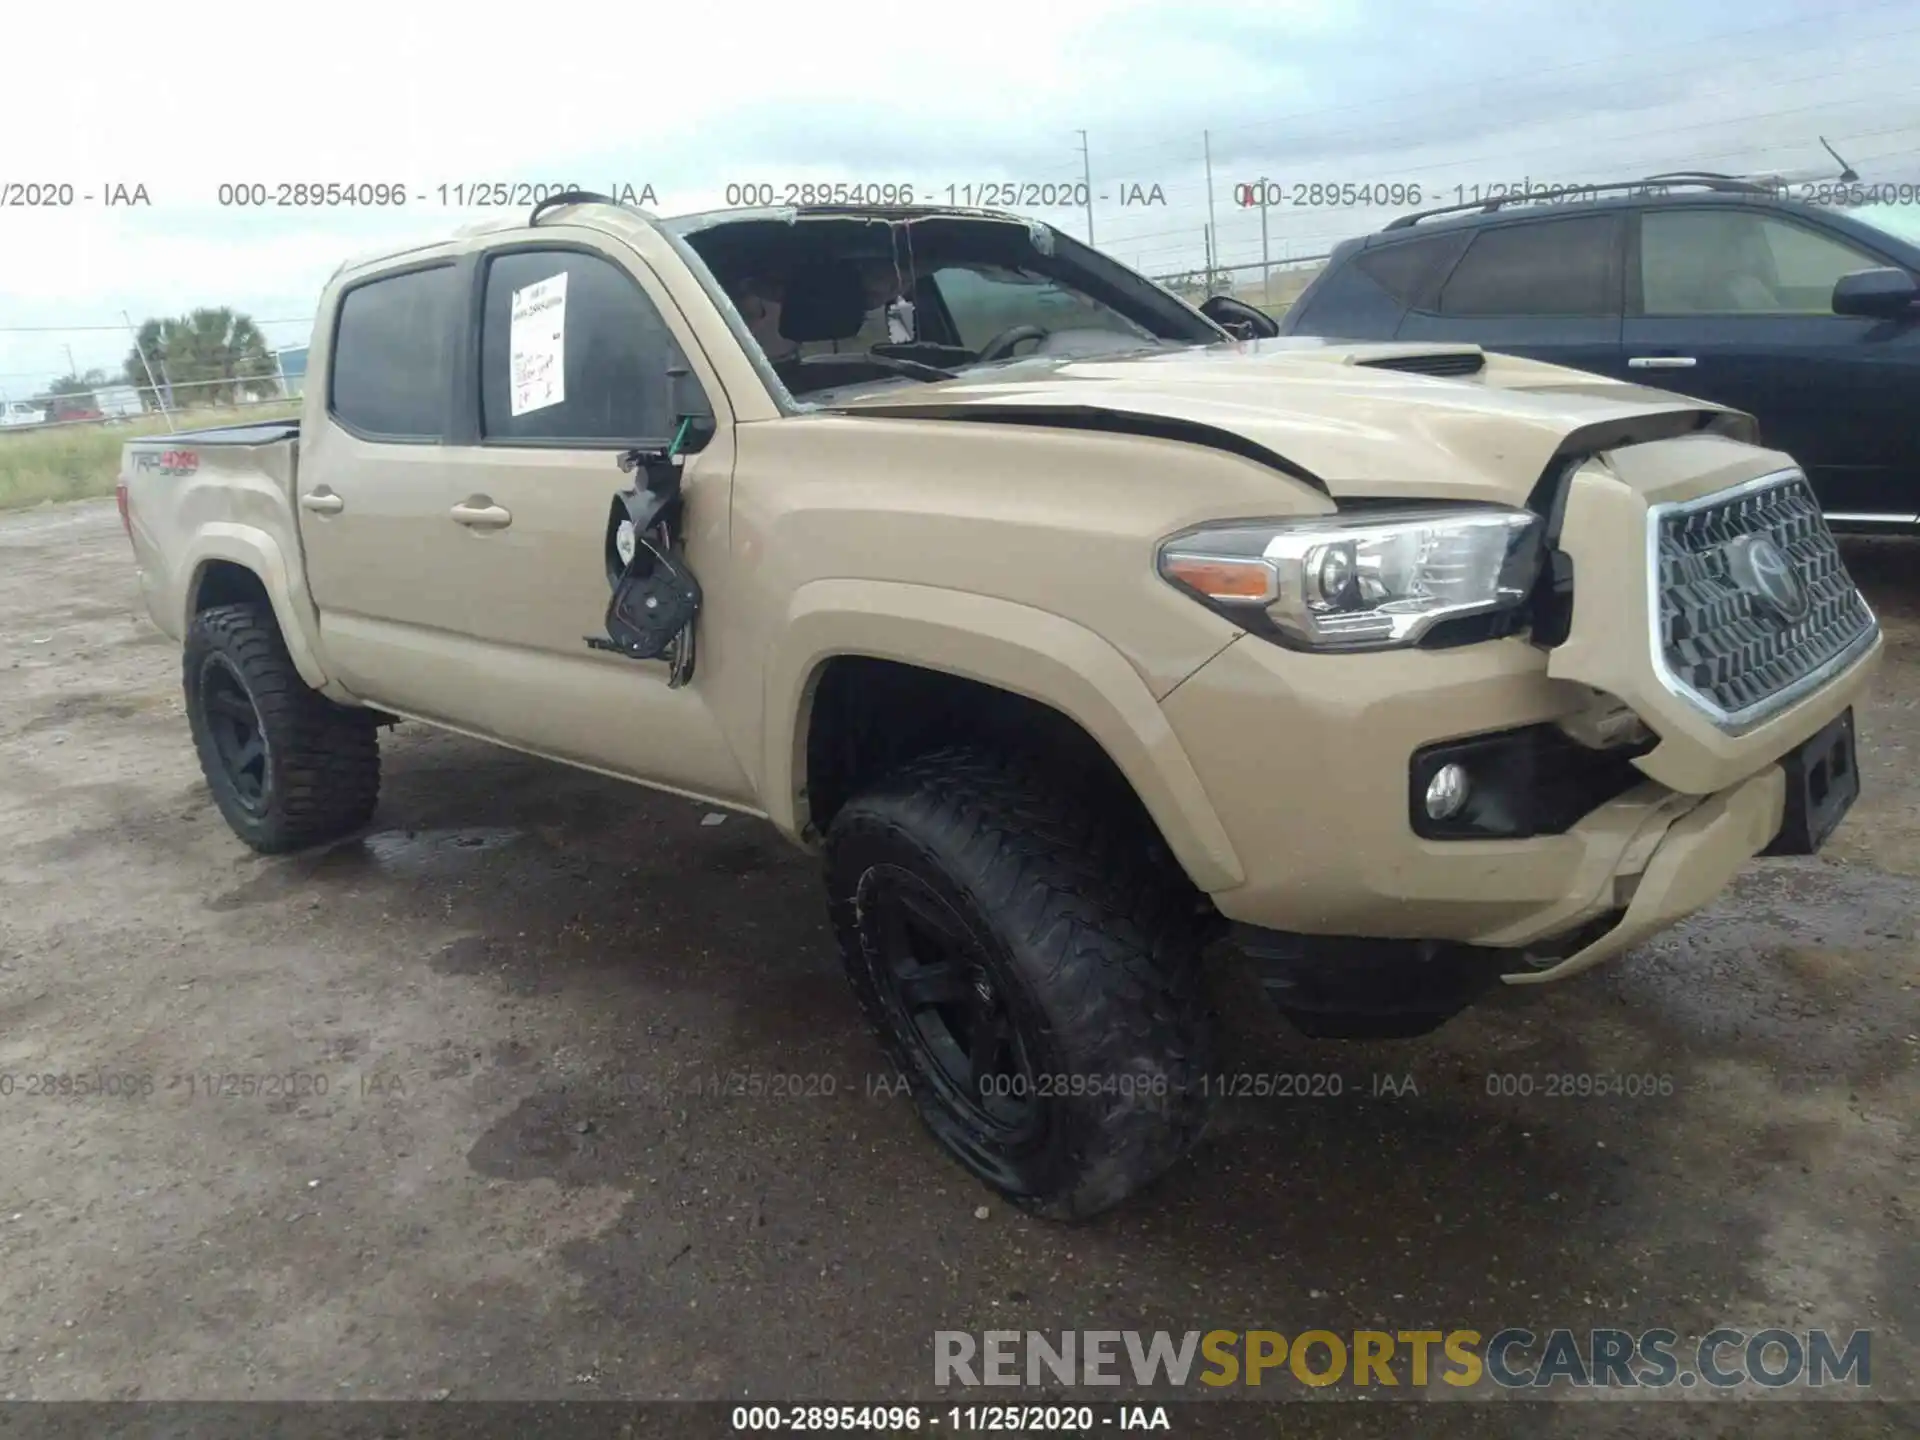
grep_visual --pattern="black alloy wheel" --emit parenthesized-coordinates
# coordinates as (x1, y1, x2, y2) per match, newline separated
(854, 862, 1046, 1186)
(198, 654, 272, 814)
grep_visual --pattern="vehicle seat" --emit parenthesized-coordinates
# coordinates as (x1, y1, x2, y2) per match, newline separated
(779, 261, 870, 344)
(1716, 226, 1784, 311)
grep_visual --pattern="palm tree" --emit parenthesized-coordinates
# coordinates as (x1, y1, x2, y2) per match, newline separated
(123, 308, 279, 409)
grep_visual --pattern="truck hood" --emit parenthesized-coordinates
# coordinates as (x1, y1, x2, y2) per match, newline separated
(825, 338, 1757, 506)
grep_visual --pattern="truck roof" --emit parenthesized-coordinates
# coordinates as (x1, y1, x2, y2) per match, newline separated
(327, 199, 1050, 288)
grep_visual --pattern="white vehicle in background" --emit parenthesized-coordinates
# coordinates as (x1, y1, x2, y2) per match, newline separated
(95, 384, 146, 419)
(0, 400, 50, 429)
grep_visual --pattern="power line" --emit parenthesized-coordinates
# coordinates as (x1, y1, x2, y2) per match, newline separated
(0, 318, 310, 335)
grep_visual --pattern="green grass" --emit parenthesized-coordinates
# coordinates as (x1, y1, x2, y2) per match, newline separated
(0, 405, 301, 512)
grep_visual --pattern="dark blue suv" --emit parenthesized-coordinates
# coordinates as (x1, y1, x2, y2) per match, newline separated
(1278, 180, 1920, 530)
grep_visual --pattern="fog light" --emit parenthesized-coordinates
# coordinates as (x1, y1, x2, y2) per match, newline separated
(1424, 763, 1471, 820)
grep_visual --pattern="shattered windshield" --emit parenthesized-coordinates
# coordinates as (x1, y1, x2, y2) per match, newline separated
(666, 211, 1222, 400)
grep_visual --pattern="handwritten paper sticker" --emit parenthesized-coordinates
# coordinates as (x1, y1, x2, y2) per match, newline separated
(509, 272, 567, 416)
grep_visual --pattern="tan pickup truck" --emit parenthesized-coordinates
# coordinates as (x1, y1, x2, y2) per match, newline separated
(120, 195, 1882, 1218)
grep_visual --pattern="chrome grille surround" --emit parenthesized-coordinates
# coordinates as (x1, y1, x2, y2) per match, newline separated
(1646, 468, 1877, 733)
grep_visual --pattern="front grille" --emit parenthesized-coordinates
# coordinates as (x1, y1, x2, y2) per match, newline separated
(1359, 351, 1485, 377)
(1652, 470, 1876, 728)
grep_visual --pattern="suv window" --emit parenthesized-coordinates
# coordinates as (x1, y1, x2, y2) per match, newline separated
(1436, 215, 1618, 317)
(480, 248, 691, 443)
(1354, 236, 1458, 305)
(1639, 209, 1886, 315)
(330, 265, 455, 438)
(930, 264, 1155, 350)
(1284, 231, 1471, 337)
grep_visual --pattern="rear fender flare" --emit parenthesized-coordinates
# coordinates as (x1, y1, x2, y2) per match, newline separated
(183, 525, 335, 695)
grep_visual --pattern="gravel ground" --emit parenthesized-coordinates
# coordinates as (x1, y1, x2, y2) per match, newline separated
(0, 500, 1913, 1438)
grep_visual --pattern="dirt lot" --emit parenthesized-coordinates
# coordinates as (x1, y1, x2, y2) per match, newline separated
(0, 500, 1914, 1436)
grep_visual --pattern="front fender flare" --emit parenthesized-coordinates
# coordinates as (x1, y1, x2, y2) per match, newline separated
(763, 579, 1245, 893)
(182, 524, 335, 695)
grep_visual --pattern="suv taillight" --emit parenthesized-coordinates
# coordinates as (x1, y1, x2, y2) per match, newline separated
(115, 479, 133, 540)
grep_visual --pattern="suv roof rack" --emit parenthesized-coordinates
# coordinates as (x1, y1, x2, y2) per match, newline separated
(1382, 174, 1774, 230)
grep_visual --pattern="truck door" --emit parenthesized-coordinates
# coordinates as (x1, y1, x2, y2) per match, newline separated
(297, 259, 469, 702)
(411, 237, 755, 802)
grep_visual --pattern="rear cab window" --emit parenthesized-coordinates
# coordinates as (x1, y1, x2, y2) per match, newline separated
(329, 264, 457, 440)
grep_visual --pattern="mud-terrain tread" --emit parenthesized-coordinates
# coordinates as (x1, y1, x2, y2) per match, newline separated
(183, 602, 380, 854)
(826, 745, 1215, 1220)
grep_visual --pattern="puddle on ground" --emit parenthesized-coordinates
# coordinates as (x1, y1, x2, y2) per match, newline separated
(1608, 860, 1920, 1083)
(360, 826, 522, 872)
(205, 827, 525, 909)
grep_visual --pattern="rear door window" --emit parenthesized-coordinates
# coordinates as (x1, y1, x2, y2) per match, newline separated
(330, 264, 456, 439)
(1436, 216, 1621, 317)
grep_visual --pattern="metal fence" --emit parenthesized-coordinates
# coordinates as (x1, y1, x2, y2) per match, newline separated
(1147, 252, 1332, 310)
(0, 373, 304, 437)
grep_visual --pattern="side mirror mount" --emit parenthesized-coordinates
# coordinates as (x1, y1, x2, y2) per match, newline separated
(1200, 293, 1282, 340)
(666, 360, 716, 450)
(584, 413, 704, 684)
(1832, 266, 1919, 319)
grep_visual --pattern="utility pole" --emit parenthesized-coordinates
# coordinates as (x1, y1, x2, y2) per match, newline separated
(63, 344, 79, 380)
(1258, 175, 1271, 307)
(1203, 130, 1217, 286)
(123, 310, 175, 432)
(1076, 130, 1095, 245)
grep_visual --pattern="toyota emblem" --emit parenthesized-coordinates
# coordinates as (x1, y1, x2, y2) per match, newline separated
(1725, 534, 1811, 625)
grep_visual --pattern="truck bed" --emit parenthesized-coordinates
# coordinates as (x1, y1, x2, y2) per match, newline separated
(121, 420, 304, 648)
(137, 420, 301, 446)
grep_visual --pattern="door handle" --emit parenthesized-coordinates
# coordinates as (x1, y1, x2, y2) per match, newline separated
(450, 499, 513, 529)
(1627, 356, 1697, 368)
(299, 490, 344, 515)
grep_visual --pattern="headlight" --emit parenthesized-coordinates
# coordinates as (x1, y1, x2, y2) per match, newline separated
(1157, 506, 1544, 650)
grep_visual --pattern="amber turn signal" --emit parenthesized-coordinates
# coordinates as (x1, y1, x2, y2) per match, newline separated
(1160, 555, 1276, 603)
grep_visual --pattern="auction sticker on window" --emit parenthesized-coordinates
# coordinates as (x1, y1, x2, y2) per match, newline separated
(509, 272, 567, 415)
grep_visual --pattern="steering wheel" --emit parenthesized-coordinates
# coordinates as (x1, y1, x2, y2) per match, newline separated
(973, 324, 1049, 363)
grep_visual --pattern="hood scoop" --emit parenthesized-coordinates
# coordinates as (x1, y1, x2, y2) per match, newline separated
(1355, 349, 1486, 378)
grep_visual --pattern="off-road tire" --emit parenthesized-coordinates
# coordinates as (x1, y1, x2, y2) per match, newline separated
(183, 602, 380, 854)
(824, 747, 1214, 1220)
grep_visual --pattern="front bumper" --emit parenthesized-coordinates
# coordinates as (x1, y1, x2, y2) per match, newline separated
(1158, 620, 1880, 982)
(1155, 441, 1882, 985)
(1499, 761, 1783, 984)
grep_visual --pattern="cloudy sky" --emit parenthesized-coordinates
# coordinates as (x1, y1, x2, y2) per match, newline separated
(1, 0, 1916, 397)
